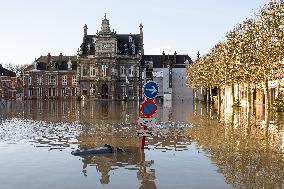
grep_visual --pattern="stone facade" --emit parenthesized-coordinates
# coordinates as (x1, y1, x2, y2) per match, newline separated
(0, 64, 17, 100)
(77, 14, 143, 100)
(23, 54, 78, 99)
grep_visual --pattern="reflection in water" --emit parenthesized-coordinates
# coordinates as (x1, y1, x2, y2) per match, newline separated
(187, 104, 284, 189)
(0, 100, 193, 188)
(2, 99, 284, 188)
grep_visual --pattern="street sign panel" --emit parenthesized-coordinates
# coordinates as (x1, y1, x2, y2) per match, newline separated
(140, 100, 157, 118)
(136, 130, 155, 137)
(138, 117, 156, 127)
(143, 81, 159, 99)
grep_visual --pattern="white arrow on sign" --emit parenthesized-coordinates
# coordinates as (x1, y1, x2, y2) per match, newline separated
(138, 117, 156, 127)
(136, 130, 155, 137)
(146, 86, 157, 94)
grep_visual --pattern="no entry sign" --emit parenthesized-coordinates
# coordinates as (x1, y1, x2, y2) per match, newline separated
(140, 99, 157, 118)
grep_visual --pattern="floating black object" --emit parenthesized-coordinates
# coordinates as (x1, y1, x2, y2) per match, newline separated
(71, 144, 124, 156)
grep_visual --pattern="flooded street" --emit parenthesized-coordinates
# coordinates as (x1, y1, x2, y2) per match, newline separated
(1, 100, 284, 189)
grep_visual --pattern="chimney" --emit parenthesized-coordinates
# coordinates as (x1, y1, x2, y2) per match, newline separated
(47, 53, 51, 63)
(162, 51, 165, 61)
(59, 53, 63, 63)
(174, 51, 177, 64)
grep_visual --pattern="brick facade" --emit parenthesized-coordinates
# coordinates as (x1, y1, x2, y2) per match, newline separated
(0, 64, 17, 100)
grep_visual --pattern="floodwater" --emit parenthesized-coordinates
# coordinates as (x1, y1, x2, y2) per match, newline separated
(0, 100, 284, 189)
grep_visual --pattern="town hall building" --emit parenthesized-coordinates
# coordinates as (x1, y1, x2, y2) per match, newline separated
(77, 14, 143, 100)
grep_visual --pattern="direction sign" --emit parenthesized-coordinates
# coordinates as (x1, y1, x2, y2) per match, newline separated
(138, 117, 156, 127)
(140, 100, 157, 118)
(136, 130, 155, 137)
(143, 81, 159, 99)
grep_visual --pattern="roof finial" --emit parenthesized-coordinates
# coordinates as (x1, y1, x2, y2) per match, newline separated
(104, 13, 107, 19)
(197, 51, 200, 59)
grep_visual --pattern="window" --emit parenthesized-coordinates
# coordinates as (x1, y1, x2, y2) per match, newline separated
(72, 87, 78, 96)
(90, 65, 94, 76)
(112, 68, 116, 76)
(122, 84, 126, 96)
(37, 87, 42, 97)
(62, 88, 67, 96)
(129, 84, 134, 96)
(62, 75, 67, 85)
(72, 76, 77, 85)
(120, 66, 125, 76)
(28, 88, 33, 96)
(48, 88, 56, 97)
(48, 75, 56, 85)
(129, 36, 132, 43)
(28, 76, 32, 85)
(131, 44, 136, 55)
(90, 84, 95, 95)
(82, 65, 88, 76)
(37, 75, 42, 85)
(102, 65, 108, 77)
(95, 67, 98, 77)
(129, 66, 134, 77)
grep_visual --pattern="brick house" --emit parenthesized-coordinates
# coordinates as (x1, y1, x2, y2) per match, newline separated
(0, 64, 17, 100)
(23, 53, 78, 99)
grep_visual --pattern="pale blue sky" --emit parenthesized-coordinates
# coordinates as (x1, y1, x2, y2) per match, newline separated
(0, 0, 267, 65)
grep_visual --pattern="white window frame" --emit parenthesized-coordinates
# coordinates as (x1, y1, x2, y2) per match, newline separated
(62, 87, 67, 96)
(129, 36, 132, 43)
(28, 76, 32, 85)
(102, 65, 108, 77)
(120, 66, 125, 77)
(72, 75, 78, 85)
(129, 66, 134, 77)
(90, 65, 94, 77)
(37, 87, 42, 97)
(48, 75, 56, 85)
(28, 88, 33, 96)
(62, 75, 67, 85)
(95, 67, 98, 77)
(37, 75, 42, 85)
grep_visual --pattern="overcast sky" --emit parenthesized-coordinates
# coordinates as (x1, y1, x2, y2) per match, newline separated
(0, 0, 267, 65)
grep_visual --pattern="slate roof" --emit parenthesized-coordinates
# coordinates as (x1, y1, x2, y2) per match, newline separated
(35, 55, 78, 71)
(80, 34, 141, 56)
(116, 34, 141, 55)
(141, 54, 193, 68)
(0, 64, 16, 77)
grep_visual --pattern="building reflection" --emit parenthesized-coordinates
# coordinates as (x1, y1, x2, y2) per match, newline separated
(186, 103, 284, 189)
(0, 100, 194, 188)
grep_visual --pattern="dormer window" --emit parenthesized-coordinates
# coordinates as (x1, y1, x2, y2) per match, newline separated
(129, 36, 132, 43)
(131, 43, 136, 55)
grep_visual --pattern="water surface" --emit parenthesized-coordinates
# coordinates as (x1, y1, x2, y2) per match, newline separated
(0, 100, 283, 189)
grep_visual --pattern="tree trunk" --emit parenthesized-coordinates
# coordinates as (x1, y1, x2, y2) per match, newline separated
(231, 83, 235, 105)
(218, 87, 221, 110)
(193, 88, 197, 101)
(210, 86, 213, 102)
(247, 83, 252, 109)
(264, 79, 270, 110)
(206, 88, 210, 102)
(200, 87, 204, 102)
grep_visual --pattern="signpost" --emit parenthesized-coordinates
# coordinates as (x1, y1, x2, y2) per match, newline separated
(138, 81, 159, 149)
(137, 117, 156, 127)
(143, 81, 159, 99)
(140, 100, 157, 118)
(136, 130, 155, 137)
